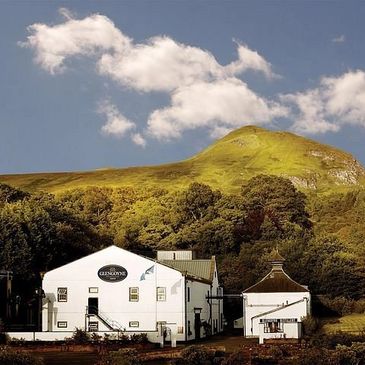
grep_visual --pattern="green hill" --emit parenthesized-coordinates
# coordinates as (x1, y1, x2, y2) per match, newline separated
(1, 126, 365, 194)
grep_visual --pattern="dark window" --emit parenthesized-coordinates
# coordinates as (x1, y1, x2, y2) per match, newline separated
(57, 321, 67, 328)
(57, 288, 67, 302)
(88, 322, 98, 331)
(264, 321, 283, 333)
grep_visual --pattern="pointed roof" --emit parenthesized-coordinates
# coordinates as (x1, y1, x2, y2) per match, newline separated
(243, 250, 308, 293)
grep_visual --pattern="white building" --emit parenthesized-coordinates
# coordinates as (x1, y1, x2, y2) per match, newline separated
(41, 246, 223, 343)
(240, 250, 310, 344)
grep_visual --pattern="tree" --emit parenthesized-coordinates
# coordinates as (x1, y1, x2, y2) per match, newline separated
(241, 175, 311, 240)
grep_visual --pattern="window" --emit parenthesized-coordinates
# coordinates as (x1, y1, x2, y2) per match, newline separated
(263, 321, 283, 333)
(187, 320, 192, 336)
(129, 287, 139, 302)
(129, 321, 139, 328)
(57, 288, 67, 302)
(89, 287, 98, 294)
(156, 287, 166, 301)
(57, 321, 67, 328)
(187, 287, 190, 302)
(177, 326, 184, 334)
(88, 322, 98, 331)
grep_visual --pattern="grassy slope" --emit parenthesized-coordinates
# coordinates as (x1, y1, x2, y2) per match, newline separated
(322, 314, 365, 334)
(1, 126, 365, 194)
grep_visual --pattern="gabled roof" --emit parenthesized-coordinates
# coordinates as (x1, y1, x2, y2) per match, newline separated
(159, 257, 215, 283)
(243, 250, 308, 293)
(243, 268, 308, 293)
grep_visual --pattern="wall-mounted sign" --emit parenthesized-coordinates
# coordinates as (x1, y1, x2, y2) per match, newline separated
(98, 265, 128, 282)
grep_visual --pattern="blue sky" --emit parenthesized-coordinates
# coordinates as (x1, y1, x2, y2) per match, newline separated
(1, 1, 365, 174)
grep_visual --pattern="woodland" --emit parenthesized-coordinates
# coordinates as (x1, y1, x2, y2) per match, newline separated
(1, 175, 365, 321)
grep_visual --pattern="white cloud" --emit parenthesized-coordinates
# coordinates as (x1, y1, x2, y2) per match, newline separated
(98, 36, 223, 92)
(131, 133, 147, 148)
(332, 35, 345, 43)
(147, 79, 288, 139)
(209, 126, 233, 139)
(225, 42, 278, 79)
(20, 14, 130, 74)
(282, 70, 365, 134)
(21, 9, 287, 144)
(98, 100, 135, 137)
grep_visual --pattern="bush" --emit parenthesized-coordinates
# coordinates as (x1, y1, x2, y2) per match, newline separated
(296, 348, 336, 365)
(130, 333, 148, 344)
(180, 345, 215, 365)
(71, 327, 90, 344)
(0, 346, 43, 365)
(350, 342, 365, 362)
(0, 332, 9, 345)
(311, 332, 365, 349)
(301, 315, 319, 336)
(96, 348, 141, 365)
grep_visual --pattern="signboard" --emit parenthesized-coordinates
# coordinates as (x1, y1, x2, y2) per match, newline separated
(260, 318, 298, 323)
(98, 265, 128, 282)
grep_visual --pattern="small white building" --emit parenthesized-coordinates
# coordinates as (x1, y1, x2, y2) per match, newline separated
(241, 250, 310, 344)
(41, 246, 223, 343)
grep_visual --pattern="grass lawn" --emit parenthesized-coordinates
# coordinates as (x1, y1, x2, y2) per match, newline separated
(322, 314, 365, 334)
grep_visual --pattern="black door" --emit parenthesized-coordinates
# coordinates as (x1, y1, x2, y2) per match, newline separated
(88, 297, 98, 315)
(194, 313, 201, 340)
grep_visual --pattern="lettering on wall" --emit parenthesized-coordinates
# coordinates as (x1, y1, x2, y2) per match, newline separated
(98, 265, 128, 282)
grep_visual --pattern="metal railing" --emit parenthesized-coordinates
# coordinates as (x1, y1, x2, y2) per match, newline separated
(86, 306, 125, 331)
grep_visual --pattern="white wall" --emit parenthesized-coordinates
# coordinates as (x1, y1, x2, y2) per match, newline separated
(42, 246, 222, 342)
(8, 331, 162, 343)
(258, 322, 301, 344)
(243, 292, 310, 338)
(42, 246, 185, 340)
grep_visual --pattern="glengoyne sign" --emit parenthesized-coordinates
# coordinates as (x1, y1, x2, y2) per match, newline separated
(98, 265, 128, 282)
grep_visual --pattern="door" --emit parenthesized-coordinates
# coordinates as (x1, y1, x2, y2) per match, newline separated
(194, 313, 201, 340)
(88, 297, 98, 315)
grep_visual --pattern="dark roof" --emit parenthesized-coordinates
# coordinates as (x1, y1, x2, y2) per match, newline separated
(243, 268, 309, 293)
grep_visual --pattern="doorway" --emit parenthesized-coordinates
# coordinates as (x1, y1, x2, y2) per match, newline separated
(194, 313, 201, 340)
(88, 297, 98, 315)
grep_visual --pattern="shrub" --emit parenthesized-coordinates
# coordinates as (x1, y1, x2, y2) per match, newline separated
(0, 332, 9, 345)
(334, 345, 358, 365)
(301, 315, 319, 336)
(0, 346, 43, 365)
(222, 351, 248, 365)
(130, 333, 148, 344)
(350, 342, 365, 362)
(311, 332, 365, 349)
(96, 348, 140, 365)
(71, 327, 90, 344)
(296, 348, 336, 365)
(180, 345, 215, 365)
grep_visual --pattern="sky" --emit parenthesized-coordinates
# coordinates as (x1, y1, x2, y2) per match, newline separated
(1, 1, 365, 174)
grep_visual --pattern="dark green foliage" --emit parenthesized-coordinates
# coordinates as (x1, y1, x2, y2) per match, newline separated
(96, 348, 141, 365)
(0, 346, 43, 365)
(1, 175, 365, 321)
(179, 345, 215, 365)
(0, 183, 29, 206)
(301, 316, 320, 336)
(71, 327, 90, 344)
(311, 332, 365, 349)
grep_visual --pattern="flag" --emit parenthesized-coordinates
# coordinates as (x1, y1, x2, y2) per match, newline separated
(140, 265, 155, 281)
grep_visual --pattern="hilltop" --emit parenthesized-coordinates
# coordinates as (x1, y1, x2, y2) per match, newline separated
(1, 126, 365, 194)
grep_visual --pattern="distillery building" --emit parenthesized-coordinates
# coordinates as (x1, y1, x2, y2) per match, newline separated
(237, 250, 310, 344)
(41, 245, 223, 343)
